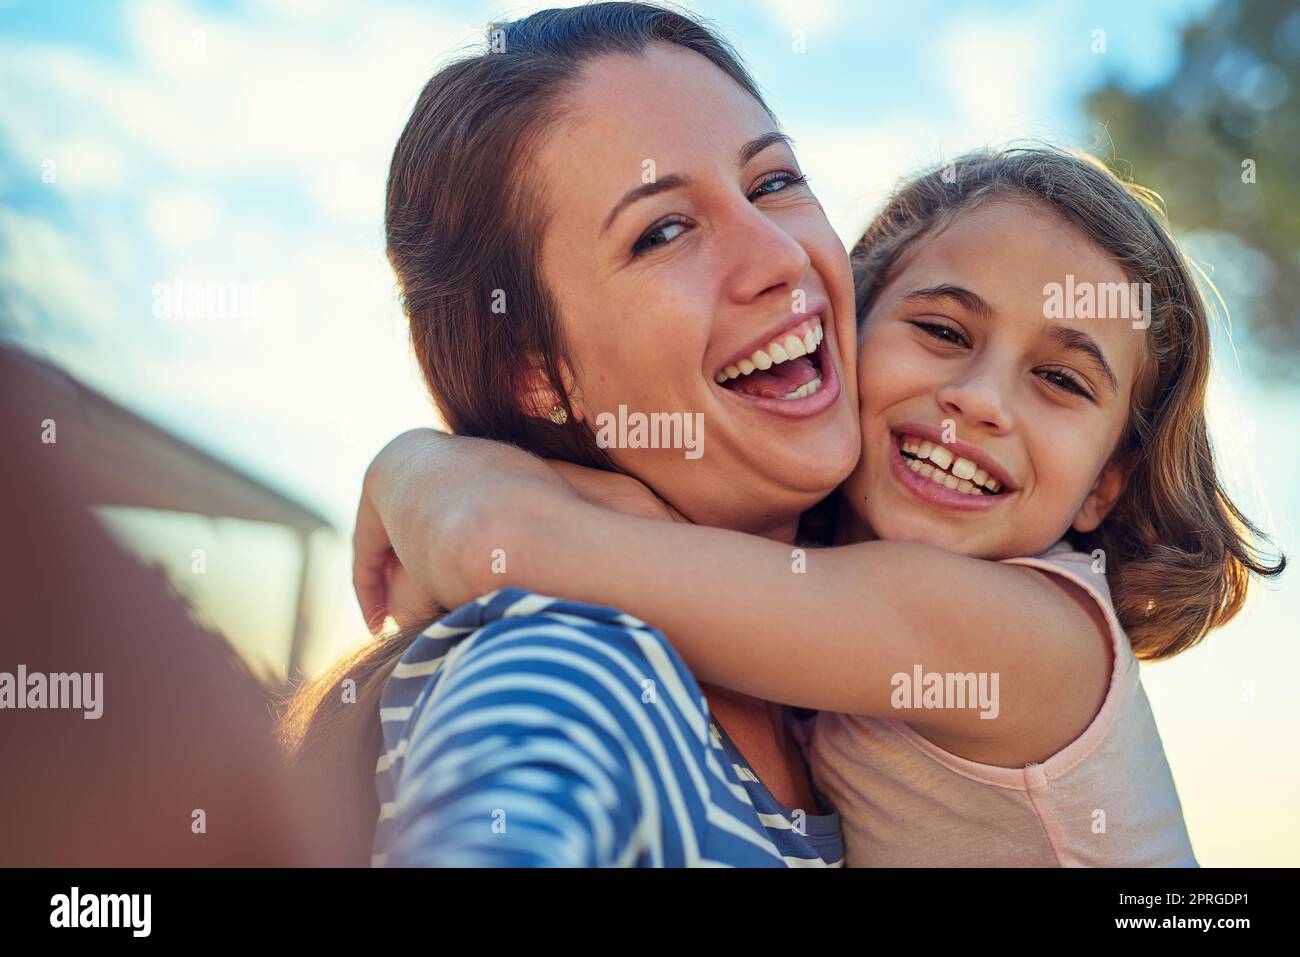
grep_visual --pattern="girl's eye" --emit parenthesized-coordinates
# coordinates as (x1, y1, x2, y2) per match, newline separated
(1038, 367, 1092, 399)
(632, 218, 690, 256)
(748, 171, 809, 200)
(910, 320, 969, 347)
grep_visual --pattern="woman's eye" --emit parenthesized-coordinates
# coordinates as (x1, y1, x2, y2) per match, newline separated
(1039, 368, 1091, 399)
(910, 320, 968, 346)
(632, 218, 690, 256)
(749, 171, 809, 200)
(630, 172, 809, 257)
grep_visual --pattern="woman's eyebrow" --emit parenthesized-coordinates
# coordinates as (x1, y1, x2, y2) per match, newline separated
(599, 131, 796, 237)
(739, 130, 794, 166)
(600, 174, 691, 236)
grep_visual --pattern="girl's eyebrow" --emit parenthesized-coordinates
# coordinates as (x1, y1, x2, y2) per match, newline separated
(599, 131, 795, 237)
(902, 284, 993, 319)
(1046, 325, 1118, 394)
(901, 284, 1118, 393)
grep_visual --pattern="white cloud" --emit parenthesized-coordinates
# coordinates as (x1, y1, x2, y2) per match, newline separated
(0, 208, 110, 338)
(0, 0, 481, 523)
(144, 189, 220, 247)
(758, 0, 850, 34)
(0, 0, 471, 219)
(934, 14, 1058, 134)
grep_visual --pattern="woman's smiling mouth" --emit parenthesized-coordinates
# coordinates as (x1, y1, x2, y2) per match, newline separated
(712, 312, 841, 418)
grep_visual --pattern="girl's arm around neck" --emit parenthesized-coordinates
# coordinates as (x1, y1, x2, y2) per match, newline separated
(369, 429, 1112, 766)
(468, 494, 1113, 765)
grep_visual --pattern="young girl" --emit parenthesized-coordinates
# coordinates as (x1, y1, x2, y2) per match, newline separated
(357, 147, 1284, 866)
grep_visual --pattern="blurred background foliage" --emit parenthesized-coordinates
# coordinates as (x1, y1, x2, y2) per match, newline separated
(1087, 0, 1300, 377)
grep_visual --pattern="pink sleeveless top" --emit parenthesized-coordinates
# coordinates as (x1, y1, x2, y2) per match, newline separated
(806, 542, 1197, 867)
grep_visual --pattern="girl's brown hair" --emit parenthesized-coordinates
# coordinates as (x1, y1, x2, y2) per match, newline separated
(278, 2, 773, 865)
(850, 146, 1285, 661)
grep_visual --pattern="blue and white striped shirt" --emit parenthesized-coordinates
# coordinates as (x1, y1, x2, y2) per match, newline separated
(372, 589, 843, 867)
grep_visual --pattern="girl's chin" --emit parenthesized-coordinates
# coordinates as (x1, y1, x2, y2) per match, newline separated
(866, 503, 986, 555)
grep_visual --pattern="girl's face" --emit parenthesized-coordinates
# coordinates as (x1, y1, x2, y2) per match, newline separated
(843, 198, 1147, 559)
(531, 43, 860, 537)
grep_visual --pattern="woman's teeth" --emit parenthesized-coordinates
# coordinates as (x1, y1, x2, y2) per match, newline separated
(714, 320, 824, 398)
(898, 436, 1002, 495)
(781, 375, 823, 400)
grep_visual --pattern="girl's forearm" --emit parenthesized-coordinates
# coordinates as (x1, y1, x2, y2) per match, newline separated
(372, 431, 1089, 743)
(371, 428, 574, 608)
(472, 505, 1084, 737)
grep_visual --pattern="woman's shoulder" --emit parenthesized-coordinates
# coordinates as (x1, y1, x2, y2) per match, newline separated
(371, 589, 795, 866)
(379, 588, 715, 764)
(421, 587, 707, 692)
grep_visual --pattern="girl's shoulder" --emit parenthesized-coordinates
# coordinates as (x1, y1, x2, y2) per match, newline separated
(998, 540, 1134, 668)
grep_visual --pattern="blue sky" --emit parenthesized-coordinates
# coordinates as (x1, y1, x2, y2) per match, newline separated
(2, 0, 1295, 864)
(0, 0, 1219, 525)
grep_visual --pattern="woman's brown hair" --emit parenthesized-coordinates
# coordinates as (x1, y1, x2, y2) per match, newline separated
(849, 146, 1285, 661)
(278, 2, 774, 865)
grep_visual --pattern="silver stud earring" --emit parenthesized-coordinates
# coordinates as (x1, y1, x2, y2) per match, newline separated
(548, 405, 568, 425)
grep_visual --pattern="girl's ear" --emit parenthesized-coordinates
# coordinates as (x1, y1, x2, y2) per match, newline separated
(1072, 453, 1131, 534)
(517, 355, 585, 424)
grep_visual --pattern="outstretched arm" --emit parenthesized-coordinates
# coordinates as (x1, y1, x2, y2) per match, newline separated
(357, 429, 1111, 763)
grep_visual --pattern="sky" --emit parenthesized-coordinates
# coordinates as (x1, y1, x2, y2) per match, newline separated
(1, 0, 1295, 865)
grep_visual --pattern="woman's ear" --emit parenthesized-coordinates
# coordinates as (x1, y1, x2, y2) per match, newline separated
(517, 355, 585, 424)
(1071, 452, 1131, 534)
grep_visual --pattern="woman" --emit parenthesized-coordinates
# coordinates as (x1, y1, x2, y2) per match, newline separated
(284, 2, 862, 866)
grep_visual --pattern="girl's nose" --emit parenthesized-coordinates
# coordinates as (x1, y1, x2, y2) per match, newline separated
(936, 368, 1013, 434)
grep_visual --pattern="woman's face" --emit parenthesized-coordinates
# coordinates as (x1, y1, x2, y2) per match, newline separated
(532, 43, 860, 537)
(843, 199, 1146, 559)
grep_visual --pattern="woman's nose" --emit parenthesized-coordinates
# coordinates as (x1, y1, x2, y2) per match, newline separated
(722, 201, 811, 306)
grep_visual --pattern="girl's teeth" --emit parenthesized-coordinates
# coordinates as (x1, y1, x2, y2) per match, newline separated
(899, 434, 1003, 494)
(951, 457, 977, 481)
(768, 342, 790, 363)
(752, 349, 773, 370)
(802, 330, 817, 352)
(738, 358, 756, 375)
(783, 334, 807, 359)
